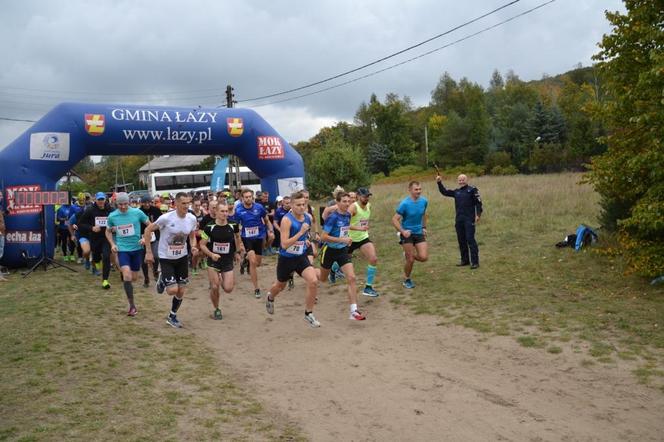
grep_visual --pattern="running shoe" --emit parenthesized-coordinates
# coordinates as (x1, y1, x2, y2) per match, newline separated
(265, 296, 274, 315)
(192, 268, 199, 276)
(84, 260, 91, 270)
(334, 269, 345, 280)
(201, 261, 208, 270)
(77, 257, 83, 264)
(127, 306, 137, 317)
(166, 314, 182, 328)
(143, 280, 149, 288)
(362, 286, 380, 297)
(328, 271, 337, 284)
(304, 312, 321, 328)
(213, 308, 223, 320)
(287, 276, 294, 291)
(350, 310, 366, 321)
(156, 274, 165, 294)
(102, 280, 111, 290)
(93, 269, 102, 276)
(240, 258, 248, 275)
(402, 278, 415, 289)
(254, 289, 262, 299)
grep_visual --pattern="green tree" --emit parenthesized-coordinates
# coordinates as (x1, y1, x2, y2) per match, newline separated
(304, 134, 370, 199)
(589, 1, 664, 277)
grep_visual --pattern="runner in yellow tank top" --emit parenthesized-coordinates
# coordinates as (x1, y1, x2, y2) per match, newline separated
(348, 187, 379, 297)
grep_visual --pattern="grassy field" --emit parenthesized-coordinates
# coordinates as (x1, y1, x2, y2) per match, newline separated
(364, 172, 664, 390)
(1, 172, 662, 441)
(0, 271, 303, 441)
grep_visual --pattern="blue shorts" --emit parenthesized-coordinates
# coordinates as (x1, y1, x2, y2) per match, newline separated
(79, 237, 89, 245)
(118, 249, 143, 271)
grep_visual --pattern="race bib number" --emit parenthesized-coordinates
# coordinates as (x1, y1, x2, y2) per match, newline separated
(150, 232, 156, 242)
(340, 226, 350, 238)
(244, 226, 259, 237)
(116, 223, 135, 237)
(285, 241, 306, 255)
(212, 242, 230, 254)
(167, 245, 186, 258)
(95, 217, 108, 227)
(359, 219, 369, 228)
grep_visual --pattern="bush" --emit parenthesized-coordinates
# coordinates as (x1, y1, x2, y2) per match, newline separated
(484, 150, 512, 171)
(442, 163, 486, 178)
(490, 165, 519, 175)
(389, 164, 426, 177)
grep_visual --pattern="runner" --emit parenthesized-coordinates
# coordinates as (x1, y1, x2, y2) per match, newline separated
(105, 193, 150, 316)
(321, 187, 348, 283)
(391, 181, 429, 289)
(68, 209, 91, 270)
(199, 203, 245, 320)
(318, 192, 366, 321)
(234, 189, 274, 298)
(348, 187, 379, 297)
(144, 192, 199, 328)
(301, 189, 319, 264)
(189, 199, 207, 275)
(139, 196, 163, 287)
(70, 193, 88, 263)
(78, 192, 113, 289)
(265, 191, 320, 327)
(56, 203, 75, 261)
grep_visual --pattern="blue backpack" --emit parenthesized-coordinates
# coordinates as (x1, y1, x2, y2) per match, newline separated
(574, 224, 598, 251)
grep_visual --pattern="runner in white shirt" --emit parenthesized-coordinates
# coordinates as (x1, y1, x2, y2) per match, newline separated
(144, 192, 199, 328)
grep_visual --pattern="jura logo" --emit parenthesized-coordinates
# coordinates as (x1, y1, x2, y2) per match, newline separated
(29, 132, 70, 161)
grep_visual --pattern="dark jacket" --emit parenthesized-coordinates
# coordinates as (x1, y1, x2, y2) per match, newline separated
(77, 203, 112, 240)
(437, 182, 483, 221)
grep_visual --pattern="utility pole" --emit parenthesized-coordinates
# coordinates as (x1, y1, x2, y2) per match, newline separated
(225, 85, 241, 190)
(424, 125, 429, 167)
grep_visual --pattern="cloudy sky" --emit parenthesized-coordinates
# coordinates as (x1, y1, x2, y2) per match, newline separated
(0, 0, 623, 148)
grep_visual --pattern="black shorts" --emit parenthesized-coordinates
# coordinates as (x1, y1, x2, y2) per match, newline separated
(242, 237, 264, 256)
(399, 233, 426, 245)
(320, 245, 351, 270)
(349, 238, 371, 254)
(208, 256, 234, 273)
(276, 254, 312, 282)
(160, 256, 189, 287)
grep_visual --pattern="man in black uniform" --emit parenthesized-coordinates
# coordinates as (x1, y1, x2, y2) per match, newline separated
(140, 196, 163, 287)
(436, 173, 483, 269)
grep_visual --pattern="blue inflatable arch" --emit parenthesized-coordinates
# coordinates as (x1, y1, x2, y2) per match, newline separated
(0, 102, 305, 267)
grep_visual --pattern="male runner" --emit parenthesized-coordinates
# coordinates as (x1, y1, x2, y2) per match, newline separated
(78, 192, 113, 289)
(56, 203, 75, 261)
(234, 189, 274, 298)
(348, 187, 379, 297)
(189, 199, 207, 275)
(199, 203, 245, 320)
(319, 192, 366, 321)
(68, 209, 91, 270)
(265, 191, 320, 327)
(105, 193, 150, 316)
(392, 181, 429, 289)
(144, 192, 199, 328)
(140, 196, 163, 287)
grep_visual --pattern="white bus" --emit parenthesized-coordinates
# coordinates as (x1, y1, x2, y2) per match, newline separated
(147, 167, 261, 196)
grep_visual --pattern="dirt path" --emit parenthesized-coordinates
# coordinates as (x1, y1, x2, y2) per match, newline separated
(154, 259, 664, 441)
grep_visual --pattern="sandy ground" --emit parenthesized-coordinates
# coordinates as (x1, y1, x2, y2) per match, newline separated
(152, 257, 664, 441)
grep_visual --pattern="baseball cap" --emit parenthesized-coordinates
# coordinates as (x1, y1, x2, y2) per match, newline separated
(357, 187, 372, 197)
(116, 192, 130, 205)
(140, 195, 152, 203)
(276, 195, 284, 202)
(95, 192, 106, 200)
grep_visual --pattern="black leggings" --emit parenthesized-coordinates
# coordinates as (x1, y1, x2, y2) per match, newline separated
(58, 229, 74, 256)
(90, 237, 111, 279)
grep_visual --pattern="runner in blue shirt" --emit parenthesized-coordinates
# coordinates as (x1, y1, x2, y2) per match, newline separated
(234, 189, 274, 298)
(105, 192, 150, 317)
(391, 181, 429, 289)
(319, 191, 366, 321)
(56, 204, 75, 261)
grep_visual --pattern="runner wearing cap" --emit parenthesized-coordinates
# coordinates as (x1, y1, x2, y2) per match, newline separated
(78, 192, 113, 289)
(348, 187, 379, 297)
(144, 192, 199, 328)
(105, 193, 151, 316)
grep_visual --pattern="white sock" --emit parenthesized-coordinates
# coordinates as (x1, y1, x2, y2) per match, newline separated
(350, 303, 357, 313)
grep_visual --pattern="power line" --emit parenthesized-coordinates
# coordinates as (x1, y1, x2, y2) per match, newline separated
(248, 0, 556, 108)
(0, 116, 37, 123)
(237, 0, 521, 103)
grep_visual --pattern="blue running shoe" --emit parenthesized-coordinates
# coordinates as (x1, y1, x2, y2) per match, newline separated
(362, 286, 380, 297)
(402, 278, 415, 289)
(328, 271, 336, 284)
(166, 314, 182, 328)
(334, 269, 345, 280)
(84, 260, 91, 270)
